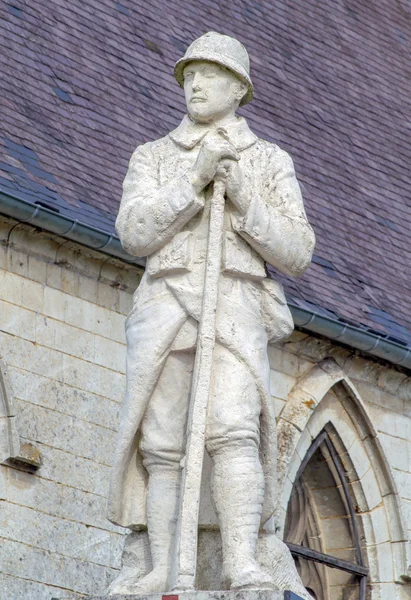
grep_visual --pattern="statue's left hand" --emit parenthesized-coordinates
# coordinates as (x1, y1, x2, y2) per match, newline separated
(215, 158, 250, 215)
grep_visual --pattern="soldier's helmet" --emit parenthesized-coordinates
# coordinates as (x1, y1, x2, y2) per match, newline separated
(174, 31, 254, 106)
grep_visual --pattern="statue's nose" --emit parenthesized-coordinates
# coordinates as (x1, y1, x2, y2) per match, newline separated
(192, 73, 202, 91)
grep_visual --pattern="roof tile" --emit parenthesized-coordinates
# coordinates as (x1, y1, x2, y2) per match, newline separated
(0, 0, 410, 345)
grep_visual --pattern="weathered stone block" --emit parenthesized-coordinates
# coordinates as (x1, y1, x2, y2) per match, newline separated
(9, 369, 120, 429)
(360, 467, 383, 510)
(361, 505, 390, 546)
(269, 370, 296, 401)
(0, 500, 123, 567)
(7, 247, 29, 277)
(55, 320, 96, 362)
(78, 273, 98, 303)
(393, 470, 411, 502)
(46, 262, 62, 289)
(35, 312, 57, 347)
(97, 280, 119, 311)
(357, 380, 404, 415)
(21, 277, 44, 312)
(268, 344, 313, 379)
(44, 285, 67, 321)
(379, 433, 411, 473)
(94, 335, 127, 373)
(0, 572, 84, 600)
(0, 537, 116, 595)
(27, 254, 47, 283)
(119, 288, 133, 315)
(17, 401, 117, 464)
(0, 268, 23, 304)
(272, 396, 286, 418)
(0, 299, 36, 342)
(60, 267, 80, 296)
(4, 465, 123, 532)
(34, 441, 113, 496)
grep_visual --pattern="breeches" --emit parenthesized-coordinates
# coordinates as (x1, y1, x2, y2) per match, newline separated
(140, 342, 261, 471)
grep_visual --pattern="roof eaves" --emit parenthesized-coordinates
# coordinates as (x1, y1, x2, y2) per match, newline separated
(0, 188, 145, 268)
(291, 304, 411, 370)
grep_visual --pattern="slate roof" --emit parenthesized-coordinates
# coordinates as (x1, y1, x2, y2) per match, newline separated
(1, 0, 411, 346)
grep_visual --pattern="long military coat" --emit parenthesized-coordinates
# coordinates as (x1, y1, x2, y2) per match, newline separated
(107, 115, 315, 529)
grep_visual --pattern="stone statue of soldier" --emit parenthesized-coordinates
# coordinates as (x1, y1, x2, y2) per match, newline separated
(107, 32, 315, 597)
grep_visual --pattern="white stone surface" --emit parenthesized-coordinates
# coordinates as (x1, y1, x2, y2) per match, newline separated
(0, 537, 116, 596)
(0, 216, 139, 599)
(108, 31, 314, 597)
(72, 592, 303, 600)
(0, 573, 84, 600)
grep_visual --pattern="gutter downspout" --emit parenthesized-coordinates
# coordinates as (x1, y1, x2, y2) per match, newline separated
(1, 189, 410, 371)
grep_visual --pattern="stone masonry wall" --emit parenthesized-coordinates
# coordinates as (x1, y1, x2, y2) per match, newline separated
(0, 216, 142, 599)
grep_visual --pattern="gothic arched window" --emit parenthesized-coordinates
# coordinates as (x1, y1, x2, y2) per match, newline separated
(285, 428, 368, 600)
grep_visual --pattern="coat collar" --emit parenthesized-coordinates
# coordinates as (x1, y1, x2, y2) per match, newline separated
(169, 115, 258, 152)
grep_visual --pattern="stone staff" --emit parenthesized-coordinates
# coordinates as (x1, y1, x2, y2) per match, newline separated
(171, 171, 226, 591)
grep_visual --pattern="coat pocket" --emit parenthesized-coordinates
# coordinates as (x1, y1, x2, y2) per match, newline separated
(147, 231, 193, 278)
(260, 278, 294, 343)
(222, 231, 266, 280)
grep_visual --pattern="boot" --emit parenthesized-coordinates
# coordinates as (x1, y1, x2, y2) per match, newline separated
(108, 465, 180, 595)
(211, 445, 275, 590)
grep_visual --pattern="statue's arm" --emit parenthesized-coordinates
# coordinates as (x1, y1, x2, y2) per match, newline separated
(116, 143, 204, 256)
(234, 146, 315, 276)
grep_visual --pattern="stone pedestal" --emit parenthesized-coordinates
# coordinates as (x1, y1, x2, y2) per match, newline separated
(81, 591, 304, 600)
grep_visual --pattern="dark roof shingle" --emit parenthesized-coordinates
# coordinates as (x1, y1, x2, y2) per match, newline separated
(1, 0, 410, 344)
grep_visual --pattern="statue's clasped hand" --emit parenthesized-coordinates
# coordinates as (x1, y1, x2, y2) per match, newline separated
(190, 133, 239, 193)
(190, 131, 250, 214)
(215, 155, 250, 215)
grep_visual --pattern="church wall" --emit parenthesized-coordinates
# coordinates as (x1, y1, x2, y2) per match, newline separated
(0, 215, 410, 598)
(0, 216, 142, 599)
(269, 335, 411, 541)
(269, 334, 411, 597)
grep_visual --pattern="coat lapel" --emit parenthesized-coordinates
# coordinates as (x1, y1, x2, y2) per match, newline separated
(169, 114, 258, 152)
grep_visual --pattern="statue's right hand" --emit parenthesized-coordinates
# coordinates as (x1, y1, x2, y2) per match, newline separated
(190, 135, 240, 194)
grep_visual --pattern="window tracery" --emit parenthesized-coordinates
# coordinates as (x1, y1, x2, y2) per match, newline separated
(285, 428, 368, 600)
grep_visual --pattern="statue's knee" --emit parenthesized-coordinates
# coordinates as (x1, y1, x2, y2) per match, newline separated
(141, 448, 183, 473)
(140, 423, 185, 472)
(140, 410, 185, 470)
(206, 431, 259, 457)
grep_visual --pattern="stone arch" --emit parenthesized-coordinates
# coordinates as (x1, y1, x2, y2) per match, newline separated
(0, 359, 40, 468)
(276, 358, 411, 585)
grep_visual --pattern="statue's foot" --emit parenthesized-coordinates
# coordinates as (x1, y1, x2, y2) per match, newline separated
(108, 567, 169, 596)
(107, 571, 140, 596)
(228, 561, 275, 590)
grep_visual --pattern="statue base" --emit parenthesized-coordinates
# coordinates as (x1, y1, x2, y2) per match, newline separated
(83, 591, 304, 600)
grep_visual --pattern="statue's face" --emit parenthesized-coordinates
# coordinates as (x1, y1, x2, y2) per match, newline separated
(183, 61, 246, 123)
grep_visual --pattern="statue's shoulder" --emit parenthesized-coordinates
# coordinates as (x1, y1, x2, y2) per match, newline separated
(255, 137, 288, 156)
(254, 138, 295, 169)
(128, 135, 173, 165)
